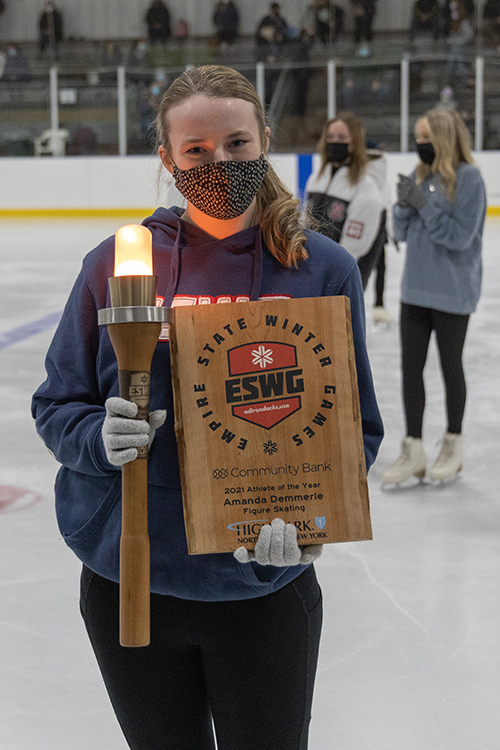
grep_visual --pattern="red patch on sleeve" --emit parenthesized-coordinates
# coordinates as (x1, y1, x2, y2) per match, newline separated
(346, 220, 364, 239)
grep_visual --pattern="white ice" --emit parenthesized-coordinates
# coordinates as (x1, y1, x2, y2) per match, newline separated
(0, 217, 499, 749)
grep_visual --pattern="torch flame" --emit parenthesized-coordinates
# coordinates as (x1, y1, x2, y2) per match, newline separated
(115, 225, 153, 277)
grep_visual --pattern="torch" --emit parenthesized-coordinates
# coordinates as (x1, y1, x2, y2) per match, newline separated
(98, 225, 171, 647)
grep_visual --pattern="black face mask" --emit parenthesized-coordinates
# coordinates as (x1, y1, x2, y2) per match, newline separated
(325, 142, 350, 164)
(416, 142, 436, 165)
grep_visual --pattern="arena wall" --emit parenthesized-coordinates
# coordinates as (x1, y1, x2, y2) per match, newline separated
(0, 151, 499, 218)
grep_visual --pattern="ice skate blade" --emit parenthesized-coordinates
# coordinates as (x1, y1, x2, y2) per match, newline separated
(429, 468, 462, 486)
(370, 321, 395, 333)
(381, 474, 428, 491)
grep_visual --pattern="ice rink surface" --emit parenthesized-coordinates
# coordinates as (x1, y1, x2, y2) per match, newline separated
(0, 216, 499, 749)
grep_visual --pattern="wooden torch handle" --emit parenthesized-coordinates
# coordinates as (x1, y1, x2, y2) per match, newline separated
(120, 458, 150, 647)
(108, 321, 161, 648)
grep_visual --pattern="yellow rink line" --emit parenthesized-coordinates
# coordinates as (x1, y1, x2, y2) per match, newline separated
(1, 206, 500, 219)
(0, 208, 154, 219)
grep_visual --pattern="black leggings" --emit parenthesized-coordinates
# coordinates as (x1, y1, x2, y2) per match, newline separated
(357, 210, 387, 291)
(80, 565, 323, 750)
(374, 245, 386, 308)
(400, 303, 470, 438)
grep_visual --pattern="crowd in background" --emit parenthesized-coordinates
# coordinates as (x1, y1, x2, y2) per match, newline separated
(0, 0, 498, 157)
(1, 0, 498, 77)
(0, 0, 483, 115)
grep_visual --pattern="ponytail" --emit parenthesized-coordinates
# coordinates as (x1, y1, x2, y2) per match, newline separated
(256, 164, 308, 268)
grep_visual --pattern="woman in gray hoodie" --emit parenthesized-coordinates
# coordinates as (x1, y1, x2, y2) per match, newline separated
(383, 108, 486, 485)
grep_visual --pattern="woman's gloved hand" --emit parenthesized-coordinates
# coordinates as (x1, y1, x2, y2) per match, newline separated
(233, 517, 323, 567)
(397, 174, 426, 210)
(102, 396, 166, 466)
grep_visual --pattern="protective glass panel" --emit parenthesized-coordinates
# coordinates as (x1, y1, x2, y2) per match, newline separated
(0, 72, 50, 157)
(57, 66, 119, 155)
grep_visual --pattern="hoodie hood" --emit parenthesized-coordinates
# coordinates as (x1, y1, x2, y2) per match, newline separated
(143, 206, 262, 252)
(142, 206, 263, 306)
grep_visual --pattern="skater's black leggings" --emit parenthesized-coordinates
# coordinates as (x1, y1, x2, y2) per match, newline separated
(357, 210, 386, 290)
(401, 303, 470, 438)
(374, 245, 386, 308)
(80, 564, 322, 750)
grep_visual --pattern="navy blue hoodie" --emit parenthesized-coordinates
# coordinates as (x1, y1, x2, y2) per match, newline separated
(32, 207, 383, 600)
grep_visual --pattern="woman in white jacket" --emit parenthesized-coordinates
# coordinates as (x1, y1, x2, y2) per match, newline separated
(304, 111, 386, 291)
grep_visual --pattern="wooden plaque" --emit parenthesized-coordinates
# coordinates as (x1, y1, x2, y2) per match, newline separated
(169, 296, 372, 555)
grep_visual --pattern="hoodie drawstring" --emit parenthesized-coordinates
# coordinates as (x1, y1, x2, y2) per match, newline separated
(164, 217, 182, 309)
(163, 219, 264, 308)
(249, 230, 263, 302)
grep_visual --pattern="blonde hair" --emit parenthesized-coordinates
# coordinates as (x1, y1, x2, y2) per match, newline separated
(317, 111, 368, 185)
(415, 109, 474, 201)
(155, 65, 307, 268)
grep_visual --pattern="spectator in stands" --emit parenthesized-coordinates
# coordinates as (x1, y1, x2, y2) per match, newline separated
(441, 0, 474, 37)
(127, 38, 149, 67)
(436, 84, 457, 109)
(212, 1, 239, 47)
(39, 1, 63, 56)
(97, 40, 122, 81)
(1, 43, 31, 82)
(145, 0, 171, 45)
(66, 127, 99, 156)
(255, 2, 289, 61)
(100, 40, 122, 67)
(445, 1, 475, 85)
(303, 1, 345, 45)
(138, 80, 165, 148)
(174, 18, 190, 44)
(409, 0, 441, 43)
(340, 64, 394, 108)
(484, 0, 500, 48)
(350, 0, 377, 56)
(286, 28, 314, 118)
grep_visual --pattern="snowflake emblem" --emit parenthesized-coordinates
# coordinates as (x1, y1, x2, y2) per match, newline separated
(252, 345, 274, 369)
(263, 440, 278, 455)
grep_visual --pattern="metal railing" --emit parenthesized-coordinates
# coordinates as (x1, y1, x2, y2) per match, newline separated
(0, 53, 495, 156)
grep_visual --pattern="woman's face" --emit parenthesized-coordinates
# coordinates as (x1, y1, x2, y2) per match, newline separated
(415, 118, 432, 144)
(326, 120, 352, 150)
(159, 94, 269, 173)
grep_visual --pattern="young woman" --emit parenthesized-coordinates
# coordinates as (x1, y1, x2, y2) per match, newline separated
(304, 111, 387, 293)
(32, 65, 383, 750)
(383, 108, 486, 486)
(350, 0, 377, 56)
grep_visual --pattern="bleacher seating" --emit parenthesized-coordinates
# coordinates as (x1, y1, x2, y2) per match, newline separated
(1, 32, 499, 155)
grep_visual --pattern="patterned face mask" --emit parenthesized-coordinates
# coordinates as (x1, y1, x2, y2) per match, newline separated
(172, 154, 269, 220)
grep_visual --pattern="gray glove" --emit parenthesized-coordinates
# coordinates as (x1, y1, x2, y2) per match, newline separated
(233, 517, 323, 567)
(102, 396, 166, 466)
(397, 174, 426, 210)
